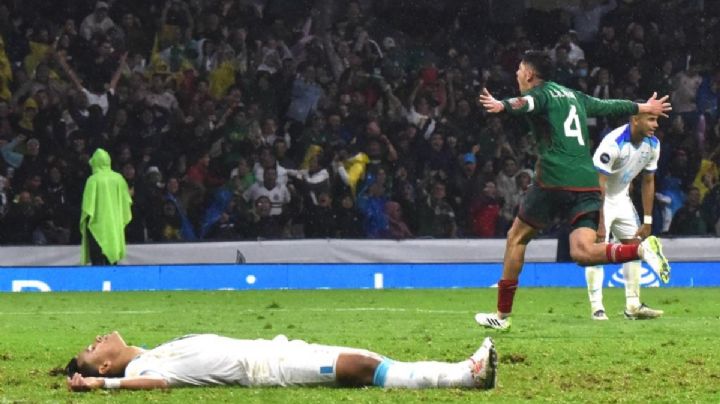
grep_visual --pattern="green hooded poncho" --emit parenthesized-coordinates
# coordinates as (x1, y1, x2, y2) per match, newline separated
(80, 148, 132, 265)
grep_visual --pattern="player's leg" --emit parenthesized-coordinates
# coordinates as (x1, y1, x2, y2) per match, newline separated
(585, 265, 607, 319)
(567, 192, 644, 266)
(571, 225, 669, 281)
(586, 204, 612, 320)
(263, 338, 497, 389)
(475, 216, 537, 330)
(612, 204, 664, 318)
(476, 186, 545, 330)
(360, 337, 497, 389)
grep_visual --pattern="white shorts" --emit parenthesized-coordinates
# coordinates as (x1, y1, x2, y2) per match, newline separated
(245, 335, 379, 387)
(602, 196, 640, 242)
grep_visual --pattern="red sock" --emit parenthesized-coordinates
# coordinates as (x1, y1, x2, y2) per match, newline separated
(497, 279, 519, 315)
(605, 243, 640, 263)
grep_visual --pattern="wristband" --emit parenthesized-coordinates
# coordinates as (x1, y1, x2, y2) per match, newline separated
(643, 215, 652, 225)
(104, 378, 121, 389)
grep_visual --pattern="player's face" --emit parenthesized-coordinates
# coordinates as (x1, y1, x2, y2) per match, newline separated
(516, 62, 532, 92)
(76, 331, 127, 371)
(635, 114, 659, 137)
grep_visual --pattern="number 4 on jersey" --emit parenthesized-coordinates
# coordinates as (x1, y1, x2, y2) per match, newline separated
(564, 105, 585, 146)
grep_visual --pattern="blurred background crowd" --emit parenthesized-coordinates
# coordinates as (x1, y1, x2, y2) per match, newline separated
(0, 0, 718, 245)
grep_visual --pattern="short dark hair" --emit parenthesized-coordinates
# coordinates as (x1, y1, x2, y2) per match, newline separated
(521, 50, 553, 81)
(65, 357, 101, 378)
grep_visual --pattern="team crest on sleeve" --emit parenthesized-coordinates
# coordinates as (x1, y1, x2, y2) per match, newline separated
(600, 153, 611, 164)
(508, 97, 527, 110)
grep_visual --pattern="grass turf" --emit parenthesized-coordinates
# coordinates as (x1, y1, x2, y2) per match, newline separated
(0, 288, 718, 403)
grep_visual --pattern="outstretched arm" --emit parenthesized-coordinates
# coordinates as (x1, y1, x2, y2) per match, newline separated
(109, 52, 128, 91)
(56, 51, 84, 91)
(67, 373, 169, 392)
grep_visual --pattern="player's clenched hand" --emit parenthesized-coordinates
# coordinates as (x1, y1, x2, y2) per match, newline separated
(634, 224, 652, 240)
(641, 92, 672, 118)
(478, 88, 505, 113)
(67, 373, 104, 392)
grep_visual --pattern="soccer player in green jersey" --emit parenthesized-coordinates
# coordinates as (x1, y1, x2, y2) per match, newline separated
(474, 51, 671, 330)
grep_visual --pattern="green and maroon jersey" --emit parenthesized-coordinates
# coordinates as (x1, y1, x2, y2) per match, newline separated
(501, 81, 638, 190)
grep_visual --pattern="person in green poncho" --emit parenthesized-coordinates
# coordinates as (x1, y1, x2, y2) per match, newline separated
(80, 148, 132, 265)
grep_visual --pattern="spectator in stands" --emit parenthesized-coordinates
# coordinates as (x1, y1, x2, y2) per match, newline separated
(333, 191, 363, 238)
(469, 179, 502, 238)
(80, 2, 116, 41)
(1, 190, 43, 243)
(0, 0, 717, 247)
(562, 0, 617, 52)
(495, 156, 519, 222)
(449, 152, 483, 235)
(244, 195, 286, 240)
(356, 173, 389, 238)
(242, 166, 292, 219)
(56, 50, 126, 116)
(669, 186, 708, 235)
(303, 190, 336, 238)
(672, 63, 703, 129)
(384, 200, 413, 240)
(417, 180, 457, 238)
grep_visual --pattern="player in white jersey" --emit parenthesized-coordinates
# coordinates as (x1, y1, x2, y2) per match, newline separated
(65, 331, 497, 392)
(585, 112, 668, 320)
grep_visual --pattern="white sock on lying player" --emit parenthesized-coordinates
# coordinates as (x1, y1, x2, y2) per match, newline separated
(374, 359, 475, 388)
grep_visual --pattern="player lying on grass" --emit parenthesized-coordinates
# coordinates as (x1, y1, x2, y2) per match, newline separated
(65, 331, 497, 392)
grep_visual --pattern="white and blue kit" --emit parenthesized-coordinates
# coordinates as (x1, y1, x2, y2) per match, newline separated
(592, 124, 660, 240)
(124, 334, 377, 387)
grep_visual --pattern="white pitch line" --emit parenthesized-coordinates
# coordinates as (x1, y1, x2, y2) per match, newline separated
(0, 308, 467, 316)
(310, 307, 467, 314)
(0, 310, 160, 315)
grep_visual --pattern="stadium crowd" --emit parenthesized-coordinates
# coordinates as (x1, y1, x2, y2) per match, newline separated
(0, 0, 718, 245)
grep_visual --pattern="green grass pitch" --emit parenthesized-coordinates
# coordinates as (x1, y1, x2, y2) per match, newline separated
(1, 288, 718, 403)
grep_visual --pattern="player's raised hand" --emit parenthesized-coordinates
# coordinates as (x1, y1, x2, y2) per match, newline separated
(478, 88, 504, 113)
(640, 92, 672, 118)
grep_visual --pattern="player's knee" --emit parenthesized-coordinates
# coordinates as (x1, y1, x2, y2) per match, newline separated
(335, 353, 380, 387)
(506, 224, 533, 245)
(569, 243, 592, 265)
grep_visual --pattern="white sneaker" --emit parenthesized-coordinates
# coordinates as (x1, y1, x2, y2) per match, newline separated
(474, 313, 511, 331)
(469, 337, 498, 389)
(592, 309, 609, 320)
(624, 303, 664, 320)
(640, 236, 670, 283)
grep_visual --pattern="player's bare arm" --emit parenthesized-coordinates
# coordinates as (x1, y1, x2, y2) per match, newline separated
(478, 88, 505, 113)
(635, 172, 656, 240)
(637, 92, 671, 118)
(596, 173, 609, 242)
(67, 373, 168, 392)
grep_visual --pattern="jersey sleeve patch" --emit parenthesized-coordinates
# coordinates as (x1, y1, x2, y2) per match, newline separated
(508, 96, 534, 112)
(599, 153, 611, 164)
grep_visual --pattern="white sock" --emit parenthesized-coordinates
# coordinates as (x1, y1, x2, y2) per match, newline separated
(376, 359, 474, 388)
(585, 265, 605, 312)
(623, 260, 641, 310)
